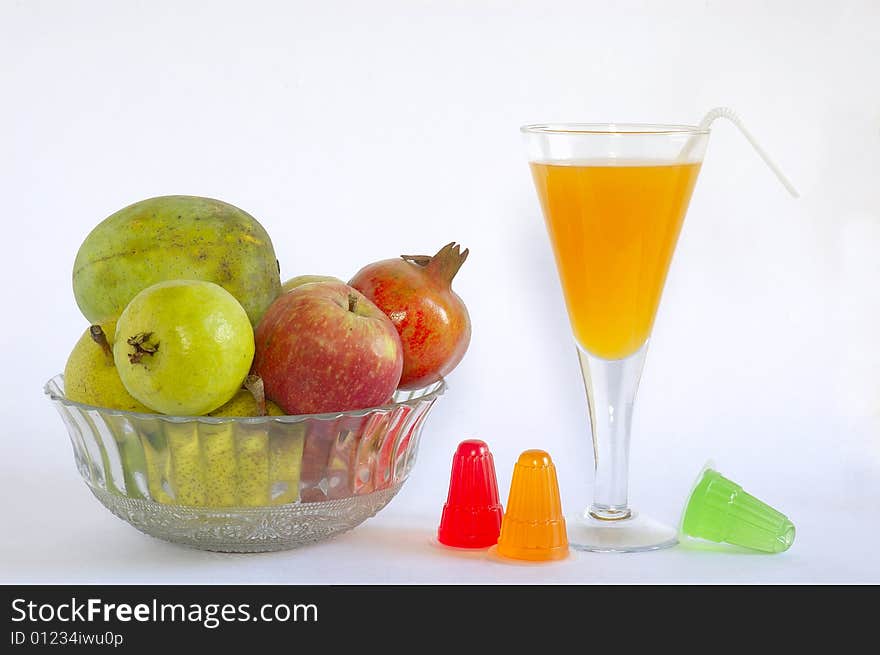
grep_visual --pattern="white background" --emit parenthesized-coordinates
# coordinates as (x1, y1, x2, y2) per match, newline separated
(1, 0, 878, 583)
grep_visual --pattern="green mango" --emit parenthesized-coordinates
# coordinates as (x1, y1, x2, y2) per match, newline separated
(72, 195, 282, 326)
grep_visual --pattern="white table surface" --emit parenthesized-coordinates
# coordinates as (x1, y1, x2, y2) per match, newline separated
(3, 416, 878, 585)
(4, 494, 877, 586)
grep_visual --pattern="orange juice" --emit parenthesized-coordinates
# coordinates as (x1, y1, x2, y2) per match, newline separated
(530, 159, 701, 359)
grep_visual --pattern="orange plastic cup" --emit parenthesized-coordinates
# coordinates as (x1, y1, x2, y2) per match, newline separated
(496, 449, 569, 562)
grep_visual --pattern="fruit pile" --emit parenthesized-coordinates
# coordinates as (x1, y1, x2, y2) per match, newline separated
(66, 195, 471, 419)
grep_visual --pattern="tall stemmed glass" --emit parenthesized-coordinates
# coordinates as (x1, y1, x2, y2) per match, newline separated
(522, 124, 710, 552)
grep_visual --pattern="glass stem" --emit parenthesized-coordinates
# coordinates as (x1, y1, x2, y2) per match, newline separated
(577, 342, 649, 521)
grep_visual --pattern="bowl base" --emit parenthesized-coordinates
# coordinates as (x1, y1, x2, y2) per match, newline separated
(90, 483, 404, 553)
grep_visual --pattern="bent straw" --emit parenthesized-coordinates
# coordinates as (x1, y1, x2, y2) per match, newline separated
(683, 107, 799, 198)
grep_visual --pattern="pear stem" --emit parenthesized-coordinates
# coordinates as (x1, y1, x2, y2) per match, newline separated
(243, 374, 268, 416)
(89, 325, 113, 359)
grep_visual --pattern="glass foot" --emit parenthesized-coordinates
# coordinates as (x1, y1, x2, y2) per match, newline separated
(568, 510, 678, 553)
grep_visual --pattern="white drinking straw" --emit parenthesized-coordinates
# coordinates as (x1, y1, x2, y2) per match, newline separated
(685, 107, 800, 198)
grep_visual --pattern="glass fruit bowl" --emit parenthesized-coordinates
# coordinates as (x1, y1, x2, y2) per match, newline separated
(44, 375, 445, 552)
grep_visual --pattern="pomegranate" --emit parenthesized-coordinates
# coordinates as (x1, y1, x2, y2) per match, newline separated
(350, 242, 471, 390)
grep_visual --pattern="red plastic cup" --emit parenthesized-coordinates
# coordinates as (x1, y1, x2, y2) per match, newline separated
(437, 439, 503, 548)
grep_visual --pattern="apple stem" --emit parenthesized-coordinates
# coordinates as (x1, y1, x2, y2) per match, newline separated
(348, 293, 358, 313)
(243, 374, 268, 416)
(89, 325, 113, 359)
(403, 242, 469, 283)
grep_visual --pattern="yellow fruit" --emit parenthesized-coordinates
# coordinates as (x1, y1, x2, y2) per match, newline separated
(207, 389, 294, 507)
(161, 389, 300, 508)
(269, 424, 305, 505)
(281, 275, 343, 294)
(63, 321, 151, 412)
(209, 390, 284, 417)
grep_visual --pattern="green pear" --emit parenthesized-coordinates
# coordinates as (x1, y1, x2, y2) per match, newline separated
(281, 275, 343, 294)
(209, 383, 302, 507)
(64, 322, 152, 497)
(223, 419, 304, 507)
(73, 195, 282, 327)
(162, 381, 302, 508)
(201, 390, 277, 506)
(163, 422, 204, 506)
(268, 424, 305, 505)
(63, 321, 151, 412)
(209, 389, 285, 418)
(140, 423, 174, 504)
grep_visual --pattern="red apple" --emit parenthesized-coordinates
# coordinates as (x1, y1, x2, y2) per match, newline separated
(252, 281, 403, 414)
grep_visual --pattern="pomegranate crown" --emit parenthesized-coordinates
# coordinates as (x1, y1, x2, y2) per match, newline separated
(400, 242, 469, 283)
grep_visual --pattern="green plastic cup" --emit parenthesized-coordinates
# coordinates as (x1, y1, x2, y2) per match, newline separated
(681, 466, 795, 553)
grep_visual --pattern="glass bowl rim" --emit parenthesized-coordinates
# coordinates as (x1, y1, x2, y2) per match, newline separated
(44, 373, 446, 425)
(520, 123, 711, 136)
